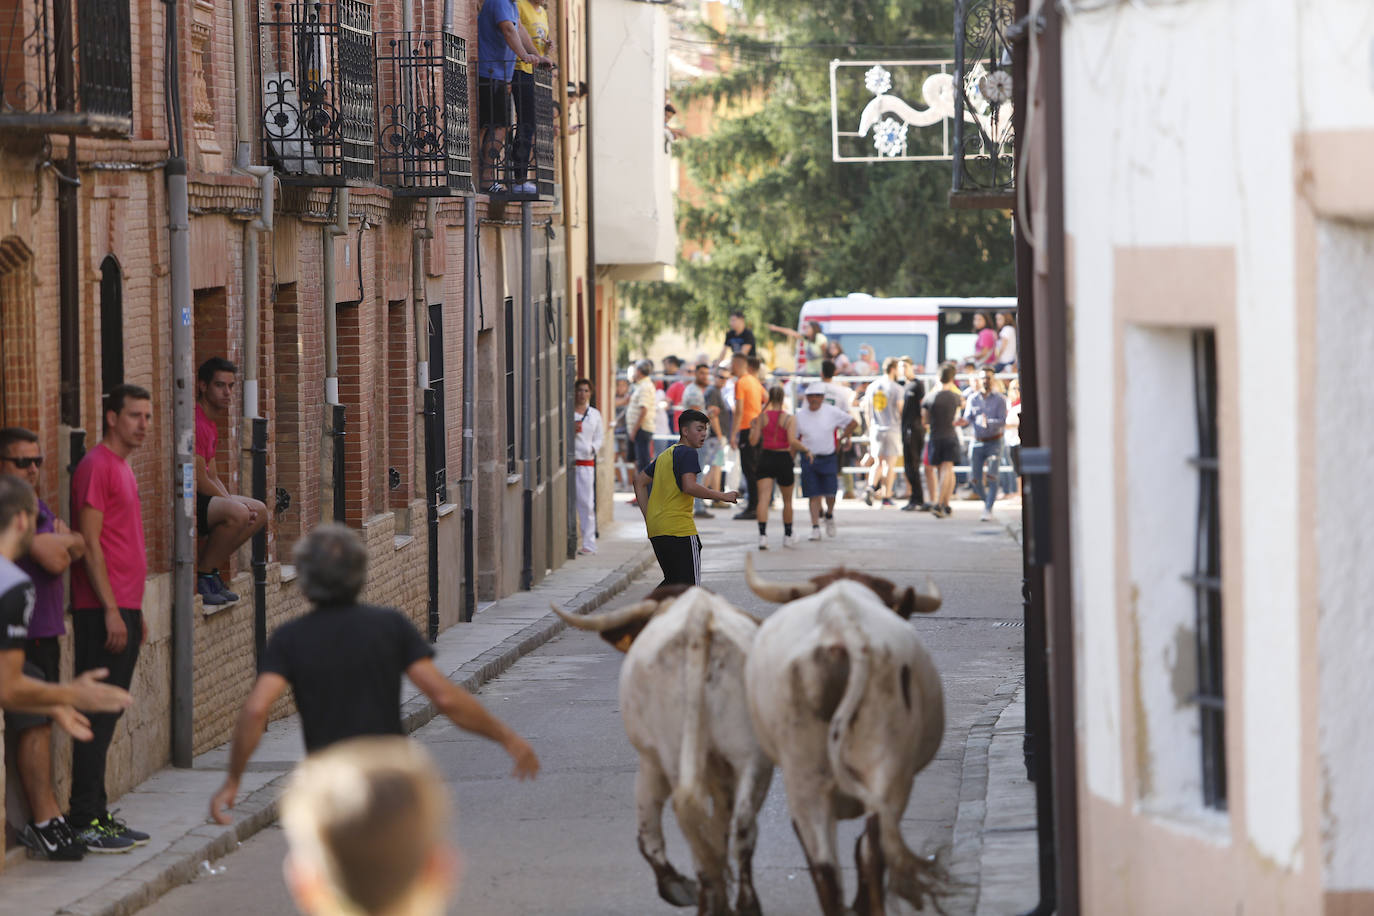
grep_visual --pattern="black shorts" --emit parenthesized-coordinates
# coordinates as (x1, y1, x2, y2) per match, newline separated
(478, 76, 511, 129)
(5, 637, 61, 732)
(196, 491, 213, 532)
(650, 535, 701, 588)
(928, 436, 962, 466)
(755, 449, 795, 486)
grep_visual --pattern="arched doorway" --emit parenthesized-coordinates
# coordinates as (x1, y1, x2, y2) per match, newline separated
(99, 256, 124, 398)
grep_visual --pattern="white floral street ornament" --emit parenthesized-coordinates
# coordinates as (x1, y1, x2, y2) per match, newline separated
(872, 116, 908, 157)
(864, 64, 892, 96)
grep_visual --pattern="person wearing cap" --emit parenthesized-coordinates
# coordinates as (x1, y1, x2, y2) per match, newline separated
(794, 382, 858, 541)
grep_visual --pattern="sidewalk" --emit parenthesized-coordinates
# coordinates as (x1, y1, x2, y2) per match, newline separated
(1, 501, 654, 916)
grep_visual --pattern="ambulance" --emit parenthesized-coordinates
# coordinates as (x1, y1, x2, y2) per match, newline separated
(791, 293, 1017, 375)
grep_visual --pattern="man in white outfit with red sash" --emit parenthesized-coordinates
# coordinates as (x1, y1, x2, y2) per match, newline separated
(573, 379, 604, 555)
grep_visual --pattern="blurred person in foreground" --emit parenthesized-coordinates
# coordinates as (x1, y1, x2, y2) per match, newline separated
(210, 524, 538, 824)
(281, 736, 458, 916)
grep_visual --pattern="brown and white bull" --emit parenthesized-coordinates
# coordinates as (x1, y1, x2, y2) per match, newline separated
(552, 586, 773, 916)
(742, 556, 947, 916)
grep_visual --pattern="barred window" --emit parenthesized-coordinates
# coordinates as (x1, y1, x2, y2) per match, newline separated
(1187, 329, 1225, 810)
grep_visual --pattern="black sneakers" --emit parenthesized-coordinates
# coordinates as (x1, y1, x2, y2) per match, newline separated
(70, 811, 147, 853)
(18, 818, 86, 861)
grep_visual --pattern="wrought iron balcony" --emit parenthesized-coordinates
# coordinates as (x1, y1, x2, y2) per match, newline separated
(0, 0, 132, 137)
(376, 31, 470, 196)
(259, 0, 376, 184)
(476, 63, 556, 200)
(951, 0, 1015, 208)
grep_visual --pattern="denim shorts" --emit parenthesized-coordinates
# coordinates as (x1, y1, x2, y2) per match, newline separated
(800, 452, 838, 498)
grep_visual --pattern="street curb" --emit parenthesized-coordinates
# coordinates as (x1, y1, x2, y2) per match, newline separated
(948, 676, 1023, 914)
(57, 546, 656, 916)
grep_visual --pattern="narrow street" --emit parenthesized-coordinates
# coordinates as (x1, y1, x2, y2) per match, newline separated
(137, 496, 1029, 915)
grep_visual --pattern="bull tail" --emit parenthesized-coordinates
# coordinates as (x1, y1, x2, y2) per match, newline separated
(825, 623, 880, 813)
(672, 600, 714, 824)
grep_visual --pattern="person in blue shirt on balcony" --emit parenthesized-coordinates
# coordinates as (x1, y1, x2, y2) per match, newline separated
(477, 0, 542, 194)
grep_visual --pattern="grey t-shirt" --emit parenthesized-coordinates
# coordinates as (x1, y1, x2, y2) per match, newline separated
(705, 385, 730, 440)
(863, 377, 904, 433)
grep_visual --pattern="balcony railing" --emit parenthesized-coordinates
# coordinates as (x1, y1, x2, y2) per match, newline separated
(476, 63, 556, 200)
(376, 31, 470, 196)
(259, 0, 376, 183)
(951, 0, 1015, 206)
(0, 0, 132, 136)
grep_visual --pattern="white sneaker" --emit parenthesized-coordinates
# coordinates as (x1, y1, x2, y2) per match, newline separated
(783, 533, 797, 548)
(824, 517, 837, 538)
(980, 509, 994, 522)
(758, 535, 769, 551)
(809, 527, 823, 541)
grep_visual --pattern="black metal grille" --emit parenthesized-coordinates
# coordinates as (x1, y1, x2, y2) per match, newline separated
(533, 68, 555, 197)
(0, 0, 131, 133)
(952, 0, 1015, 198)
(1188, 329, 1226, 810)
(259, 0, 376, 183)
(376, 30, 470, 195)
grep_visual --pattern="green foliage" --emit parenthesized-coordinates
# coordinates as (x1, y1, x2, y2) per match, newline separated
(621, 0, 1015, 354)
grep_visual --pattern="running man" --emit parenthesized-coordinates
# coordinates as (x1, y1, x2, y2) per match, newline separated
(794, 382, 858, 541)
(632, 408, 738, 587)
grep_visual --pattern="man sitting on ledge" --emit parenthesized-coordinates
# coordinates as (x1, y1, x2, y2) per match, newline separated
(195, 357, 267, 606)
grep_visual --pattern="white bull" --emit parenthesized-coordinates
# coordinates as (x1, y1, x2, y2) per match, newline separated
(553, 586, 773, 916)
(743, 556, 946, 916)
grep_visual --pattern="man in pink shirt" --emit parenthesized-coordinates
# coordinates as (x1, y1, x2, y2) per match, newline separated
(69, 384, 154, 852)
(194, 358, 267, 606)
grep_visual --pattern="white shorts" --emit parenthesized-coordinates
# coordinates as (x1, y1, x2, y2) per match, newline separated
(873, 428, 902, 459)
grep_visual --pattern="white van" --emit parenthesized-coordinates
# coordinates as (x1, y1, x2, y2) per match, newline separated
(791, 293, 1017, 374)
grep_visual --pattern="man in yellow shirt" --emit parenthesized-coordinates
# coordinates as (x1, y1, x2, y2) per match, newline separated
(632, 409, 738, 587)
(511, 0, 553, 195)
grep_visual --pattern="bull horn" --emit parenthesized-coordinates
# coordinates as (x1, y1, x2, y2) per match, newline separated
(744, 553, 820, 604)
(913, 577, 942, 614)
(549, 599, 658, 632)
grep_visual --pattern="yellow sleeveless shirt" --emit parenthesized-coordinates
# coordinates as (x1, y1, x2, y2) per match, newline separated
(645, 444, 697, 538)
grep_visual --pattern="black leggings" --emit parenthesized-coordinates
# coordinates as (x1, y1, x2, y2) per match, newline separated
(902, 429, 925, 503)
(650, 535, 701, 588)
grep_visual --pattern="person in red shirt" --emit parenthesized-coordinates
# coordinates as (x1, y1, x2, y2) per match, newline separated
(69, 384, 155, 851)
(194, 358, 267, 606)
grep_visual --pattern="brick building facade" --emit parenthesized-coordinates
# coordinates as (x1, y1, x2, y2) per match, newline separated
(0, 0, 604, 854)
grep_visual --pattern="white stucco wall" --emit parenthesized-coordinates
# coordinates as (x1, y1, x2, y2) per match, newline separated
(591, 0, 676, 270)
(1315, 220, 1374, 889)
(1062, 0, 1374, 867)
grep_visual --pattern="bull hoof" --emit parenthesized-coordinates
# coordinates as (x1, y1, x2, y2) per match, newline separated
(658, 875, 699, 908)
(735, 890, 763, 916)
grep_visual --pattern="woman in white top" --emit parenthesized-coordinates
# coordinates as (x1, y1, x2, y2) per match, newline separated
(994, 312, 1018, 372)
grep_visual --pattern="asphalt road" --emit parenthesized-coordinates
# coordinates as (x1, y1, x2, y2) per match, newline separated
(138, 497, 1024, 915)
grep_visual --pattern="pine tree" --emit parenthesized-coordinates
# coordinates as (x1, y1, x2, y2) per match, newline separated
(623, 0, 1015, 352)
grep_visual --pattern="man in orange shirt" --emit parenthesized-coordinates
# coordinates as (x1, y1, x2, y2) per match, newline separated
(730, 354, 767, 520)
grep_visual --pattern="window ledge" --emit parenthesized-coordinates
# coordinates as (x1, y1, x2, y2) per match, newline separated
(394, 534, 415, 550)
(201, 598, 240, 619)
(280, 564, 298, 584)
(437, 502, 457, 518)
(506, 473, 522, 486)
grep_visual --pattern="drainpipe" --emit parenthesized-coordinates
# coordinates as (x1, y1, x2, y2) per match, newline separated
(520, 202, 534, 590)
(461, 197, 477, 621)
(323, 189, 349, 522)
(557, 10, 579, 562)
(1038, 5, 1080, 912)
(164, 0, 195, 768)
(242, 178, 272, 664)
(415, 200, 439, 640)
(583, 0, 597, 398)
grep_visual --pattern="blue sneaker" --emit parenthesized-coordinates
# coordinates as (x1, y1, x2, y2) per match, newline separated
(197, 574, 229, 605)
(209, 570, 239, 602)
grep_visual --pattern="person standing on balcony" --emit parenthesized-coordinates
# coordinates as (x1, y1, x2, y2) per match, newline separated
(511, 0, 554, 196)
(477, 0, 542, 193)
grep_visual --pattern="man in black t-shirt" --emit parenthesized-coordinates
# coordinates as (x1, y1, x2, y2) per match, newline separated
(210, 524, 540, 825)
(717, 311, 756, 365)
(898, 357, 927, 511)
(922, 363, 965, 519)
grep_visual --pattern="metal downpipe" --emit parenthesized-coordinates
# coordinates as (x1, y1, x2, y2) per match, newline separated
(323, 189, 348, 522)
(167, 158, 195, 768)
(461, 197, 478, 621)
(415, 201, 439, 640)
(520, 203, 534, 591)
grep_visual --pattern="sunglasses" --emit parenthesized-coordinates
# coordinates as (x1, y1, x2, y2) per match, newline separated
(1, 455, 43, 469)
